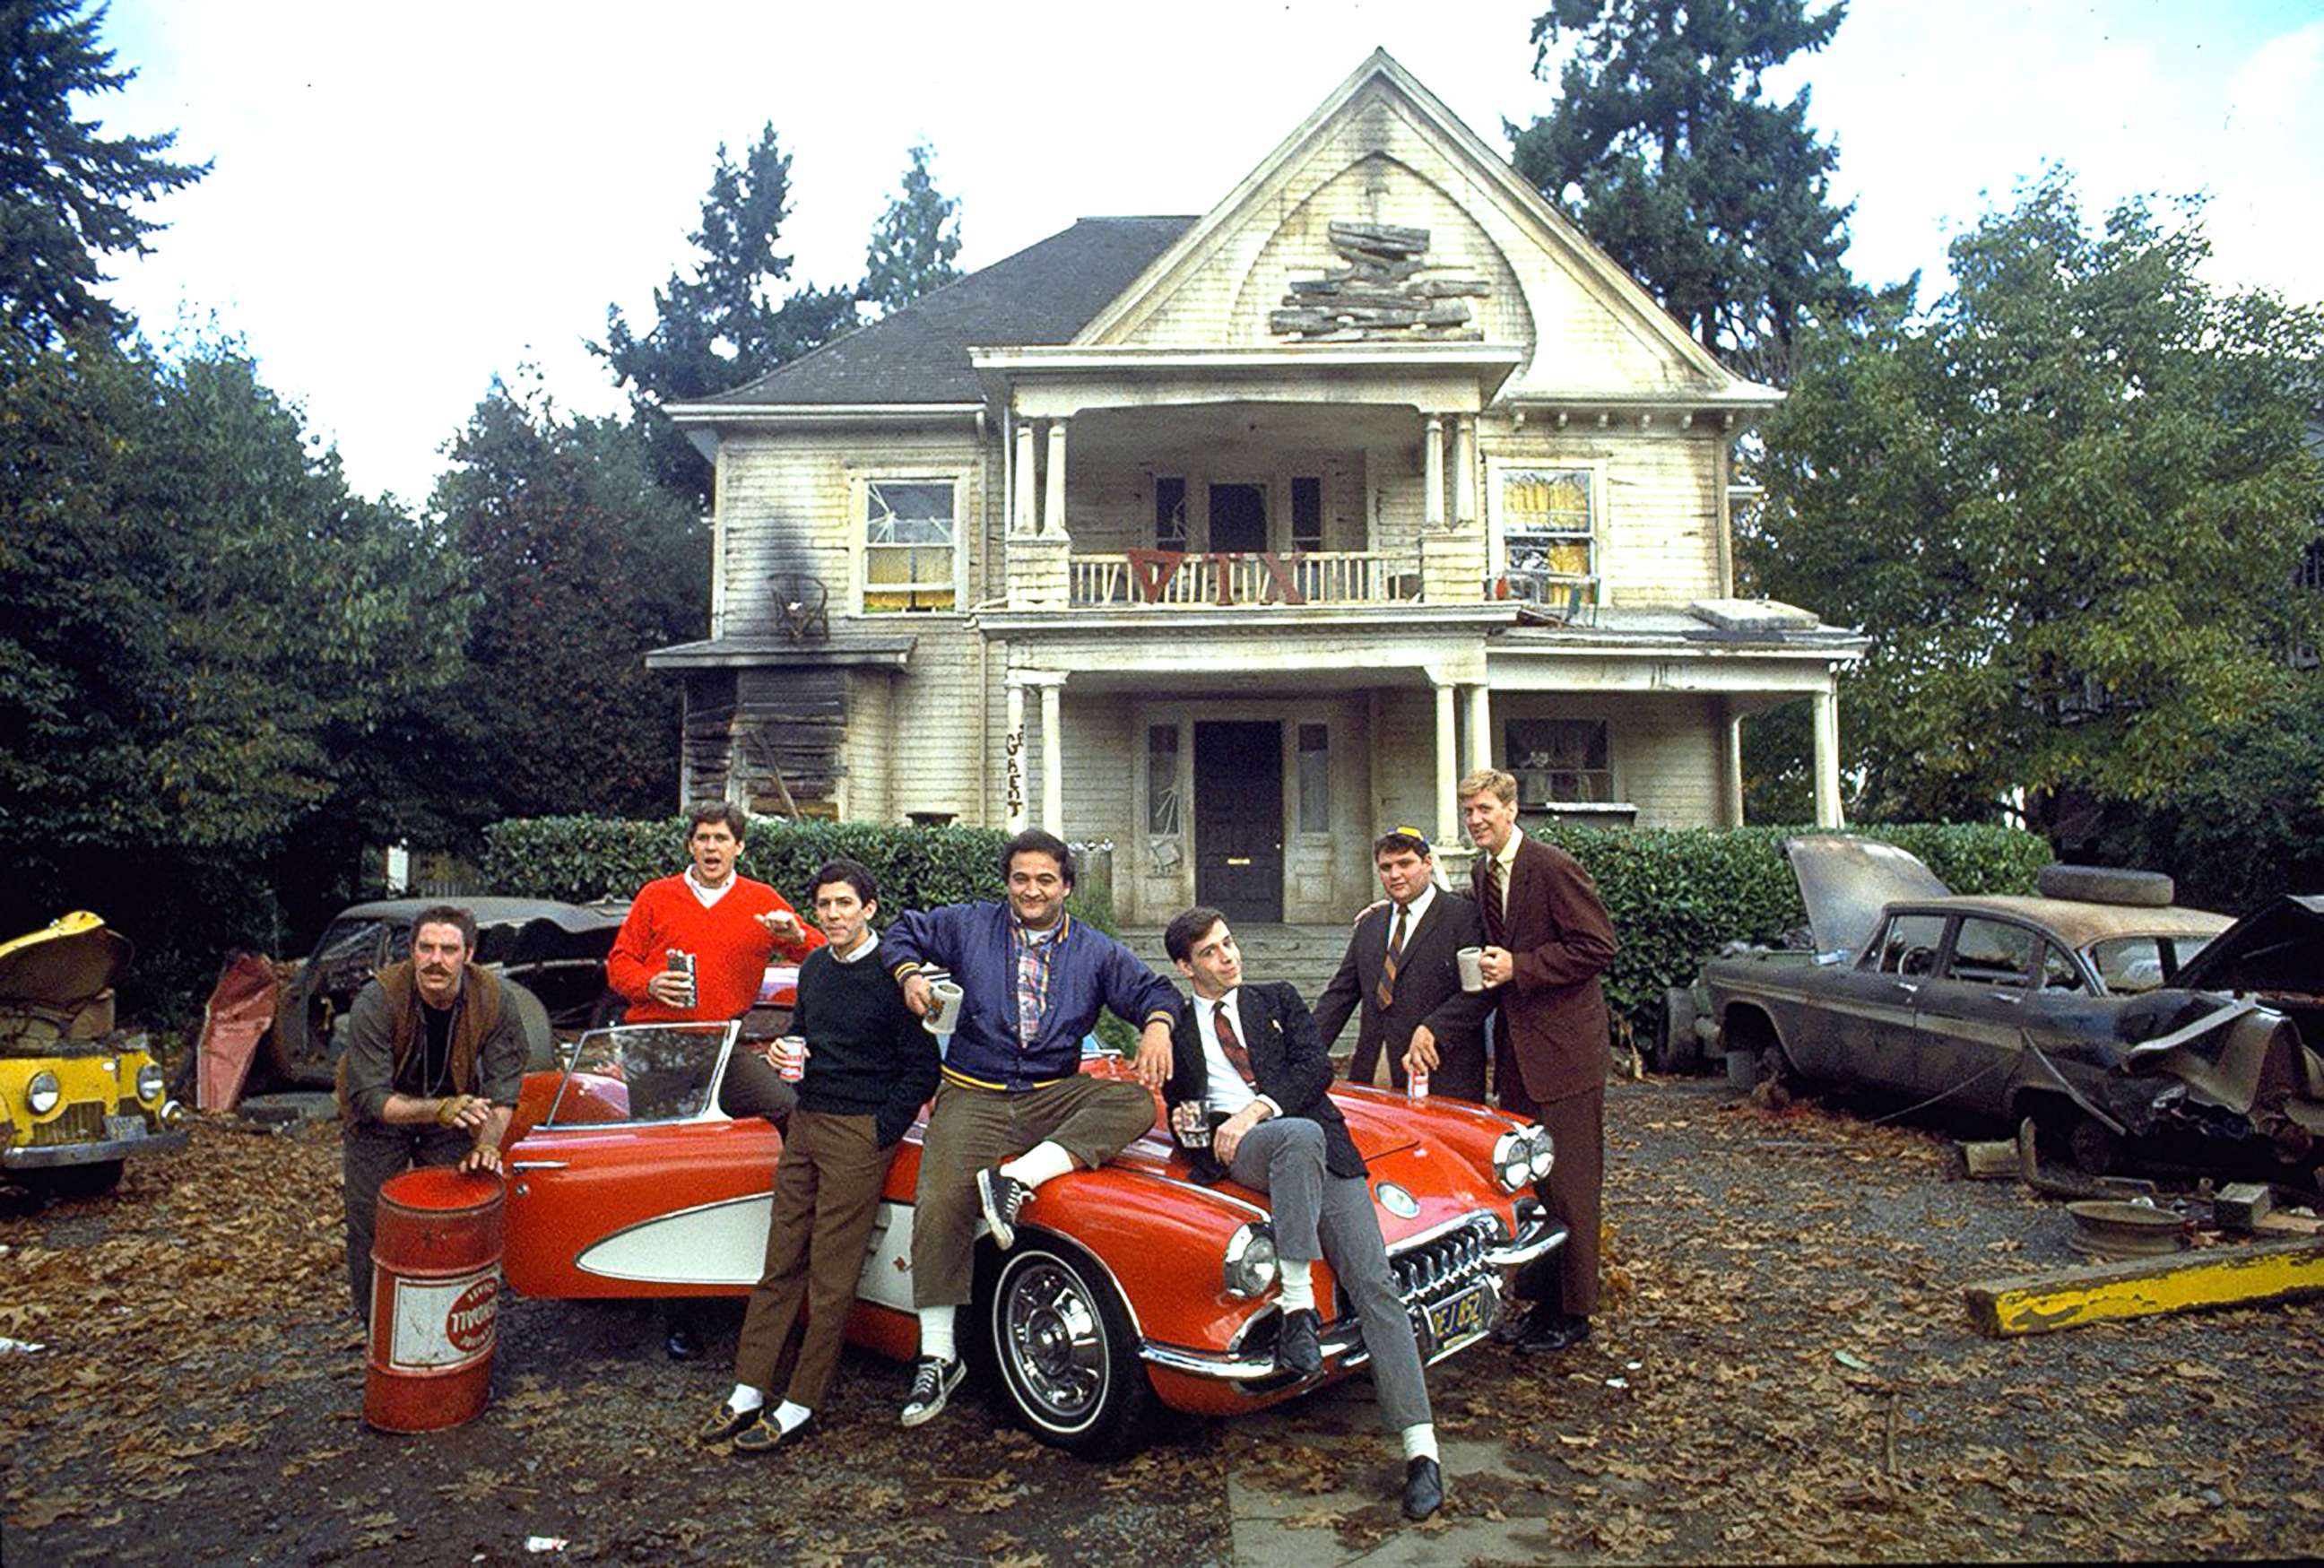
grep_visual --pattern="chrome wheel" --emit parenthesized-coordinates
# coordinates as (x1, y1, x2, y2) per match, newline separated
(996, 1253, 1107, 1426)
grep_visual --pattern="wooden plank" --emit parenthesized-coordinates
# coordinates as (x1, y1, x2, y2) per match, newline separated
(1962, 1237, 2324, 1338)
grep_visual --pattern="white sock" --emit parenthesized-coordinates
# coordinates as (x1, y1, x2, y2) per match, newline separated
(1001, 1141, 1076, 1191)
(918, 1304, 957, 1364)
(771, 1399, 813, 1434)
(1278, 1258, 1315, 1312)
(726, 1382, 765, 1414)
(1400, 1423, 1438, 1463)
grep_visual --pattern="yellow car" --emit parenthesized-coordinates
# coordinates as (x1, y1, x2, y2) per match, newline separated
(0, 913, 186, 1198)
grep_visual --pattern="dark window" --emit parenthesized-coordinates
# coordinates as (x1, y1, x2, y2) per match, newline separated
(1504, 718, 1612, 804)
(1296, 723, 1329, 829)
(1155, 477, 1188, 551)
(2038, 941, 2087, 992)
(1873, 914, 1947, 977)
(1147, 725, 1181, 835)
(1291, 476, 1323, 553)
(1946, 918, 2035, 988)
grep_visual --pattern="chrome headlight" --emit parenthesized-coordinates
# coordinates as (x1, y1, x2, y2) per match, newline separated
(1490, 1129, 1531, 1193)
(136, 1063, 166, 1102)
(160, 1100, 187, 1130)
(1528, 1125, 1556, 1182)
(1222, 1222, 1279, 1299)
(27, 1071, 62, 1116)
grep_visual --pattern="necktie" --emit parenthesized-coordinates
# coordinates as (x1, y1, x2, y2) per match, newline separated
(1376, 903, 1407, 1010)
(1213, 998, 1253, 1083)
(1483, 856, 1506, 946)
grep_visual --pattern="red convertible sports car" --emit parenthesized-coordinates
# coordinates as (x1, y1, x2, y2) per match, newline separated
(499, 1021, 1564, 1453)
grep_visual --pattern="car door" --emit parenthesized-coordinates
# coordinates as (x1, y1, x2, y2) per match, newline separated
(1906, 915, 2042, 1114)
(502, 1022, 783, 1299)
(1791, 911, 1948, 1090)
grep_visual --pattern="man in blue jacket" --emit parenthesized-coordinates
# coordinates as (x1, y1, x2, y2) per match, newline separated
(884, 829, 1177, 1427)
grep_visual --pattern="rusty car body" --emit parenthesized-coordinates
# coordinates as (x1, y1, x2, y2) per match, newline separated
(498, 1021, 1564, 1454)
(1702, 837, 2324, 1179)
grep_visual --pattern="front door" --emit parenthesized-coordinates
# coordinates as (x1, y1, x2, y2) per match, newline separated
(1208, 483, 1267, 553)
(1193, 721, 1283, 923)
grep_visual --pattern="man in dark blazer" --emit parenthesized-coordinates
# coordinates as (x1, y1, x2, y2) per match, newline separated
(1461, 767, 1618, 1355)
(1314, 828, 1492, 1099)
(1162, 905, 1444, 1523)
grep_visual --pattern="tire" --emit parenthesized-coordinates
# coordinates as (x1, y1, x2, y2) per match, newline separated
(2066, 1115, 2126, 1177)
(984, 1237, 1150, 1457)
(2036, 864, 2174, 908)
(22, 1160, 125, 1200)
(1648, 986, 1701, 1074)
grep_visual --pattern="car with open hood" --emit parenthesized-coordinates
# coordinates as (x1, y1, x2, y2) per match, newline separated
(1700, 837, 2324, 1181)
(496, 1021, 1564, 1454)
(1, 913, 187, 1197)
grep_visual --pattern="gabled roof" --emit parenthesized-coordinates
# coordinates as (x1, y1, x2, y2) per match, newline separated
(691, 217, 1195, 408)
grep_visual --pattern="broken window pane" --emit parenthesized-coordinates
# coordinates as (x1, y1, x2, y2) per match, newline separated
(1155, 477, 1188, 551)
(1501, 467, 1594, 577)
(1297, 723, 1328, 829)
(865, 480, 957, 612)
(1147, 724, 1180, 836)
(1503, 717, 1611, 804)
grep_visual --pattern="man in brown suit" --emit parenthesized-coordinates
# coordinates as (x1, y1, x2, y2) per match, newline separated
(1461, 767, 1617, 1354)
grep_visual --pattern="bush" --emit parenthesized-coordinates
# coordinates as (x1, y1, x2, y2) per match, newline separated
(1524, 821, 2051, 1029)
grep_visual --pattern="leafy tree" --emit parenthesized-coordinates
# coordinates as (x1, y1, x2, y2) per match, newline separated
(429, 374, 707, 827)
(1752, 171, 2324, 836)
(1509, 0, 1880, 385)
(596, 125, 856, 502)
(0, 0, 206, 349)
(862, 141, 962, 316)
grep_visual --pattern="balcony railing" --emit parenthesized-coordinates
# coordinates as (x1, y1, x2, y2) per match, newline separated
(1067, 550, 1420, 607)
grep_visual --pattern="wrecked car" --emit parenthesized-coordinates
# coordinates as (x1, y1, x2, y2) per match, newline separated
(1702, 837, 2324, 1179)
(1, 913, 187, 1197)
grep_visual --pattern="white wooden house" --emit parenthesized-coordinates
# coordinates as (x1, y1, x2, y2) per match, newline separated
(653, 49, 1866, 924)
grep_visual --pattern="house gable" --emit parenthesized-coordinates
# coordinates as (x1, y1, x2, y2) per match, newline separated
(1079, 49, 1744, 403)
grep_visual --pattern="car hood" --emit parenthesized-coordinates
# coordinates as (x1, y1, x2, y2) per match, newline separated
(0, 912, 133, 1009)
(1785, 835, 1952, 957)
(2171, 894, 2324, 994)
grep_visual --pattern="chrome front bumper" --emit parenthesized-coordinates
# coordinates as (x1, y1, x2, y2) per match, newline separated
(3, 1129, 189, 1169)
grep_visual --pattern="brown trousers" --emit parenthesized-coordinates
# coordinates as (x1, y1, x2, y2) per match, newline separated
(733, 1111, 893, 1408)
(909, 1075, 1158, 1308)
(1498, 1063, 1603, 1318)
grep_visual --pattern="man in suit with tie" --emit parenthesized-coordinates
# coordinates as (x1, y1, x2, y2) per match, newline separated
(1314, 828, 1492, 1099)
(1162, 905, 1444, 1523)
(1461, 767, 1618, 1355)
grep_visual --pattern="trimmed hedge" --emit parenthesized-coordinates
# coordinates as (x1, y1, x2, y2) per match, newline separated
(1524, 821, 2051, 1029)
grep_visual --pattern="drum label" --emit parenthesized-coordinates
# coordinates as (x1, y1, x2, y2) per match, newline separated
(388, 1268, 500, 1371)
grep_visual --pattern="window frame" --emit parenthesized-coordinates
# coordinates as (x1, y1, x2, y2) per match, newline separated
(854, 472, 967, 616)
(1502, 715, 1615, 807)
(1486, 456, 1604, 580)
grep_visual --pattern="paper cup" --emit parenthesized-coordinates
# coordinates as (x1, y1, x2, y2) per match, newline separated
(925, 979, 965, 1035)
(1457, 946, 1486, 992)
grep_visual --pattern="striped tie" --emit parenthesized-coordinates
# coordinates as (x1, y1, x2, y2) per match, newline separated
(1483, 857, 1505, 946)
(1213, 999, 1253, 1083)
(1376, 903, 1408, 1010)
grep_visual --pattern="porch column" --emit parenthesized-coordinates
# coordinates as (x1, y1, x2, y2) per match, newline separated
(1464, 682, 1492, 774)
(1453, 414, 1478, 529)
(1434, 680, 1460, 848)
(1423, 415, 1444, 530)
(1722, 700, 1746, 827)
(1812, 685, 1844, 828)
(1037, 676, 1066, 835)
(1043, 420, 1068, 540)
(1004, 678, 1028, 833)
(1012, 421, 1036, 535)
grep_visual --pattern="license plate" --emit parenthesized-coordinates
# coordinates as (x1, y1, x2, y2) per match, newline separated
(1424, 1282, 1492, 1347)
(104, 1114, 145, 1142)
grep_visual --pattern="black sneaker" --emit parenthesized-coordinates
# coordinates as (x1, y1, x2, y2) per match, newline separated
(976, 1166, 1033, 1251)
(900, 1355, 965, 1427)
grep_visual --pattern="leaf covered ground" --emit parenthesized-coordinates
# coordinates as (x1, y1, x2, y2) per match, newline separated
(4, 1078, 2320, 1564)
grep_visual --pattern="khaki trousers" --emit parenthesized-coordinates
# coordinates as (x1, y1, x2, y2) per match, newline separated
(733, 1110, 895, 1408)
(909, 1075, 1158, 1308)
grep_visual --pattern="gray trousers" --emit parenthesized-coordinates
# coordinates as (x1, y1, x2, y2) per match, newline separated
(1228, 1117, 1430, 1434)
(343, 1121, 476, 1321)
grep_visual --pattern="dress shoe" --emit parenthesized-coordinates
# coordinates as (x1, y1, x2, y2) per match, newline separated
(1402, 1456, 1444, 1521)
(698, 1398, 761, 1444)
(1275, 1307, 1322, 1377)
(732, 1412, 816, 1455)
(664, 1323, 703, 1362)
(1517, 1312, 1590, 1354)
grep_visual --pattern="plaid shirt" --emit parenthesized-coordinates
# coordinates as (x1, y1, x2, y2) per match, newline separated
(1011, 919, 1061, 1050)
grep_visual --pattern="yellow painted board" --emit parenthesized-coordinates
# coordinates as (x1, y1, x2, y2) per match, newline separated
(1963, 1238, 2324, 1338)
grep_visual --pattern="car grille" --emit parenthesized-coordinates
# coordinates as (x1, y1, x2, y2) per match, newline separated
(1386, 1214, 1498, 1312)
(29, 1101, 108, 1147)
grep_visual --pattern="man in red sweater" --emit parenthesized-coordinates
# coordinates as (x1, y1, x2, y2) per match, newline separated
(607, 802, 826, 1357)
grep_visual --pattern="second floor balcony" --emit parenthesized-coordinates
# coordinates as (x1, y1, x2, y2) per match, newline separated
(1066, 549, 1422, 607)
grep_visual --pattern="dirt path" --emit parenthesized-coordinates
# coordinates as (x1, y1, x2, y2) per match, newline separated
(4, 1079, 2320, 1564)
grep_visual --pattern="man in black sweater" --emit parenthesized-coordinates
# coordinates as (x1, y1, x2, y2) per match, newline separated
(696, 859, 939, 1454)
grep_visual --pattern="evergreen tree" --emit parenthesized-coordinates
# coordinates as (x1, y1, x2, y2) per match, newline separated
(862, 142, 962, 316)
(1509, 0, 1878, 385)
(0, 0, 206, 349)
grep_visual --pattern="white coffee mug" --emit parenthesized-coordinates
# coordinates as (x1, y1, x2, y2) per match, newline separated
(1456, 946, 1486, 992)
(925, 979, 966, 1035)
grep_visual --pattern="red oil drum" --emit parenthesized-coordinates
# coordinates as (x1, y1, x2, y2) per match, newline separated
(364, 1165, 505, 1433)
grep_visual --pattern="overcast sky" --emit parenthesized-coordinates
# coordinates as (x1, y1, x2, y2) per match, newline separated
(93, 0, 2324, 505)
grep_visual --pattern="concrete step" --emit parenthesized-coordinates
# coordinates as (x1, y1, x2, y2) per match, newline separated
(1119, 923, 1354, 1004)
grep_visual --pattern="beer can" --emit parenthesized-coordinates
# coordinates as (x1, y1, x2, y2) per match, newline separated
(1407, 1069, 1430, 1101)
(665, 949, 697, 1009)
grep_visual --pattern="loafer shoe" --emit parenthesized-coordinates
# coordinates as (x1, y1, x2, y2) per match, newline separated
(900, 1355, 965, 1427)
(732, 1412, 816, 1455)
(697, 1399, 761, 1444)
(1275, 1307, 1323, 1377)
(1402, 1455, 1444, 1521)
(1517, 1312, 1591, 1355)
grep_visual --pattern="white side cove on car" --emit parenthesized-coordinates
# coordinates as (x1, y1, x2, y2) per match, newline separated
(571, 1196, 922, 1312)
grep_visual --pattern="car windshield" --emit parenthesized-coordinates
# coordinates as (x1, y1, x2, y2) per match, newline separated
(2087, 935, 2216, 995)
(545, 1022, 736, 1127)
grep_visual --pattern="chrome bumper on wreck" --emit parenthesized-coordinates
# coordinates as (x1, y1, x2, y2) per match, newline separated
(1138, 1207, 1570, 1384)
(3, 1127, 189, 1169)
